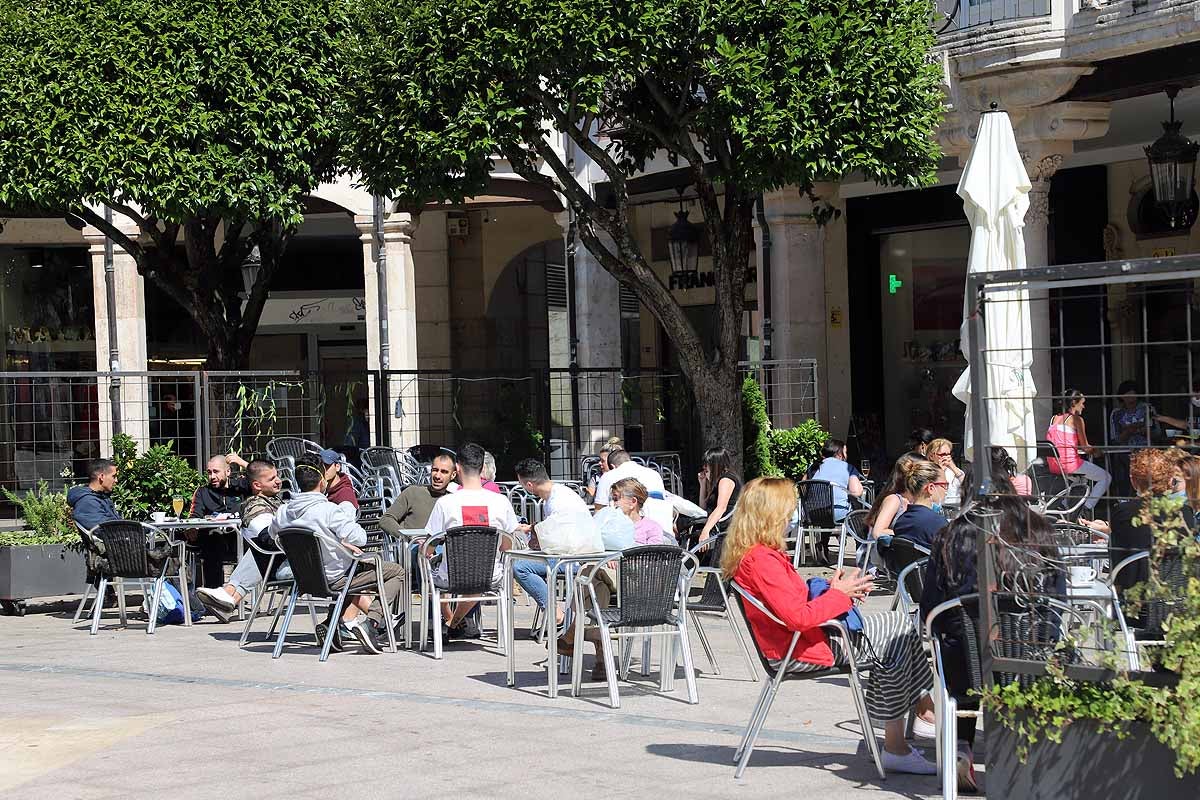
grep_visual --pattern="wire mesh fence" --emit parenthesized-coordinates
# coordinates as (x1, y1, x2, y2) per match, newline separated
(964, 254, 1200, 684)
(739, 358, 819, 430)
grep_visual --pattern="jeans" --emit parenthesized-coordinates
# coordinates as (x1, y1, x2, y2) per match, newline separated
(227, 551, 262, 596)
(1072, 459, 1112, 510)
(513, 559, 550, 608)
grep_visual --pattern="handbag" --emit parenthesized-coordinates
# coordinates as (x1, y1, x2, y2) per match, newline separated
(805, 576, 864, 632)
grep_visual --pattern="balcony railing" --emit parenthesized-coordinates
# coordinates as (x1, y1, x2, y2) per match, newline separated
(935, 0, 1052, 34)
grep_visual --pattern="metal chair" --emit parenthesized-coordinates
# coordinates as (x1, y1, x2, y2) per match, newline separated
(686, 533, 758, 681)
(79, 521, 174, 635)
(271, 525, 398, 661)
(570, 544, 700, 708)
(237, 533, 294, 648)
(729, 580, 884, 780)
(925, 594, 983, 800)
(361, 446, 426, 499)
(880, 537, 930, 613)
(1029, 440, 1091, 519)
(791, 480, 840, 567)
(836, 509, 875, 570)
(1109, 549, 1188, 669)
(418, 526, 514, 659)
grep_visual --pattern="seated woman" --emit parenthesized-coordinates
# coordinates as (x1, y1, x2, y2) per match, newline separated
(1084, 449, 1193, 624)
(891, 459, 949, 549)
(992, 447, 1029, 497)
(610, 478, 674, 545)
(1047, 390, 1112, 512)
(865, 453, 927, 540)
(721, 477, 937, 775)
(920, 497, 1059, 793)
(696, 446, 742, 542)
(927, 438, 964, 510)
(810, 438, 865, 523)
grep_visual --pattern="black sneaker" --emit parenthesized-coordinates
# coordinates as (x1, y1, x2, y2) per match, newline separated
(315, 622, 345, 653)
(459, 618, 482, 639)
(347, 617, 382, 654)
(371, 615, 405, 644)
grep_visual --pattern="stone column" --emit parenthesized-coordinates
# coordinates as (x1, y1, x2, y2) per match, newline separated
(757, 187, 833, 431)
(356, 211, 421, 449)
(1021, 149, 1064, 427)
(573, 230, 624, 453)
(84, 214, 150, 456)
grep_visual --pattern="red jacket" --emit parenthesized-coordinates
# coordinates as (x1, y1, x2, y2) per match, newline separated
(326, 475, 360, 509)
(733, 544, 853, 666)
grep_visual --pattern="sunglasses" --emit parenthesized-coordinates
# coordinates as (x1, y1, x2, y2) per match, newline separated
(934, 451, 952, 457)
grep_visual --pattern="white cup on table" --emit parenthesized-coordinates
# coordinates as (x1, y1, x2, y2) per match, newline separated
(1069, 565, 1096, 586)
(150, 511, 168, 523)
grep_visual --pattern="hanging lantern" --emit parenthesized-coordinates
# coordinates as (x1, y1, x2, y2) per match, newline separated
(1145, 87, 1200, 229)
(667, 189, 700, 278)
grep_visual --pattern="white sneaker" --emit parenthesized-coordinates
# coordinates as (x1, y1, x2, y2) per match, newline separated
(196, 586, 237, 612)
(910, 714, 936, 740)
(882, 746, 938, 775)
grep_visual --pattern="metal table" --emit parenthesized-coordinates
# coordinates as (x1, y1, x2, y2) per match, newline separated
(503, 549, 620, 697)
(150, 517, 242, 626)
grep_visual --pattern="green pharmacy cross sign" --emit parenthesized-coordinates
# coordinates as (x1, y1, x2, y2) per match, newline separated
(888, 274, 904, 294)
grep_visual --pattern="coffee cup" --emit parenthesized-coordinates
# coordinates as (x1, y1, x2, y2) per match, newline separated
(1069, 565, 1096, 586)
(150, 511, 168, 523)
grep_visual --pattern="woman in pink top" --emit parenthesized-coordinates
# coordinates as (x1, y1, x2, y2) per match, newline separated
(610, 477, 669, 544)
(1046, 390, 1111, 510)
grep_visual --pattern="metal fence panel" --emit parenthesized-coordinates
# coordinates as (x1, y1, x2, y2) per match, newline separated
(739, 358, 819, 430)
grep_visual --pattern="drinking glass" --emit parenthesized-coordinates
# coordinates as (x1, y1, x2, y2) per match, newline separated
(171, 496, 185, 518)
(860, 460, 871, 479)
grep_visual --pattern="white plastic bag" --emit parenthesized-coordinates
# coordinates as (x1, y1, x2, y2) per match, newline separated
(593, 506, 635, 551)
(535, 510, 604, 555)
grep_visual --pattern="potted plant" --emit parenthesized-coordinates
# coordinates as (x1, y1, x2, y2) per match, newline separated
(109, 433, 204, 520)
(0, 480, 85, 616)
(981, 496, 1200, 798)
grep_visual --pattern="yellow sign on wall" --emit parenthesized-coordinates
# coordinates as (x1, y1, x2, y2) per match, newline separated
(830, 306, 843, 328)
(1152, 247, 1176, 257)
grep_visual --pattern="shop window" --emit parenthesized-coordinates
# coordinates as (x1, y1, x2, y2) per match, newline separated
(1, 246, 95, 371)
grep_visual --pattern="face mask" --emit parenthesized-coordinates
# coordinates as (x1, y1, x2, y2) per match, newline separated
(1170, 490, 1187, 501)
(931, 502, 944, 515)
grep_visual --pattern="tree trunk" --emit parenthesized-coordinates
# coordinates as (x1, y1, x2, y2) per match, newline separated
(694, 364, 744, 475)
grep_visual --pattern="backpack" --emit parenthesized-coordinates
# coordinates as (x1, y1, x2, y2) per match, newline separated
(806, 576, 864, 633)
(143, 580, 206, 625)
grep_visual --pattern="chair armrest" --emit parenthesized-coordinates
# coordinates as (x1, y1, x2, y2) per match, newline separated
(1108, 550, 1150, 587)
(923, 595, 971, 643)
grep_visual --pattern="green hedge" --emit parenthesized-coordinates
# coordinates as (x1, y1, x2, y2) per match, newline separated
(769, 420, 829, 482)
(742, 376, 829, 481)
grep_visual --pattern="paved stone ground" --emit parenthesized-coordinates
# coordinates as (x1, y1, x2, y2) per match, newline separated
(0, 590, 954, 799)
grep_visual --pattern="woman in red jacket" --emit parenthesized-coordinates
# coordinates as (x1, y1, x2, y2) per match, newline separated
(722, 477, 937, 775)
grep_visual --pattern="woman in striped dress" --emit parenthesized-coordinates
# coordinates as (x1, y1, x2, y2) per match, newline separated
(723, 477, 937, 775)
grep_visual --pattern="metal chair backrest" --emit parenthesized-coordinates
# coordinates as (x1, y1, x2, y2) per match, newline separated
(440, 526, 503, 595)
(267, 437, 320, 462)
(92, 521, 156, 578)
(729, 580, 821, 679)
(616, 545, 688, 627)
(689, 533, 729, 609)
(1053, 521, 1096, 546)
(362, 446, 425, 486)
(843, 509, 870, 545)
(881, 536, 930, 575)
(1145, 550, 1188, 635)
(274, 526, 336, 598)
(796, 480, 837, 528)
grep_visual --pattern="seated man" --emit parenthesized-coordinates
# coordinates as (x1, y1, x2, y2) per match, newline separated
(320, 448, 360, 509)
(68, 458, 120, 532)
(423, 442, 518, 639)
(594, 448, 673, 533)
(190, 453, 251, 588)
(512, 457, 590, 629)
(380, 450, 457, 569)
(195, 460, 286, 622)
(271, 453, 404, 654)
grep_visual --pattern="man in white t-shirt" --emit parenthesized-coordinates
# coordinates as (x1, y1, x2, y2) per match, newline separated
(424, 442, 518, 637)
(512, 457, 590, 628)
(593, 448, 665, 509)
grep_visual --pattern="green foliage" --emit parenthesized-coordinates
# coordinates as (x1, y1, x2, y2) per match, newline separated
(0, 0, 349, 226)
(981, 495, 1200, 777)
(109, 434, 204, 521)
(228, 381, 301, 456)
(0, 481, 75, 546)
(741, 377, 776, 480)
(344, 0, 943, 203)
(769, 420, 830, 482)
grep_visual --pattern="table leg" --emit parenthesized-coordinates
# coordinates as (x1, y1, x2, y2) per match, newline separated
(547, 562, 560, 698)
(506, 558, 517, 687)
(178, 540, 193, 626)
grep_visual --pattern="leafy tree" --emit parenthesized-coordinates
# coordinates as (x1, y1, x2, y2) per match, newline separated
(344, 0, 943, 465)
(0, 0, 350, 368)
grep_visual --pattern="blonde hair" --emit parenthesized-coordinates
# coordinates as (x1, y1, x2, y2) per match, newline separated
(609, 477, 647, 509)
(720, 477, 798, 580)
(927, 438, 953, 459)
(902, 458, 943, 497)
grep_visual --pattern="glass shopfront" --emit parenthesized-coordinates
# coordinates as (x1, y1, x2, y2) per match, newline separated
(1, 246, 95, 371)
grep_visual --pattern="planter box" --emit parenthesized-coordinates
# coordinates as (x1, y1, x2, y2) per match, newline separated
(0, 544, 87, 602)
(987, 713, 1200, 799)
